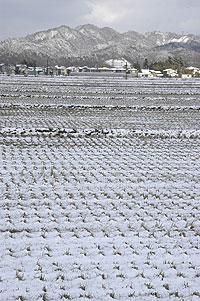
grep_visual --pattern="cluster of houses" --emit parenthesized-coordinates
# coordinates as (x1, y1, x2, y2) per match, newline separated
(0, 62, 200, 78)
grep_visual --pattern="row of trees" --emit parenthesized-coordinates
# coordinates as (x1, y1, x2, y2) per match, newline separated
(133, 56, 192, 73)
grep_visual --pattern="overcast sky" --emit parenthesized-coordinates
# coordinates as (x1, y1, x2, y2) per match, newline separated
(0, 0, 200, 41)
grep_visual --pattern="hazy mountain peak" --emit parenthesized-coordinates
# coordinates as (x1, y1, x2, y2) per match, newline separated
(75, 24, 99, 30)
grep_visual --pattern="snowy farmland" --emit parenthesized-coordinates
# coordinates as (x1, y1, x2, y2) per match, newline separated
(0, 75, 200, 300)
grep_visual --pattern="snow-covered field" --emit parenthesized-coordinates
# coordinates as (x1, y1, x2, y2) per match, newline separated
(0, 75, 200, 300)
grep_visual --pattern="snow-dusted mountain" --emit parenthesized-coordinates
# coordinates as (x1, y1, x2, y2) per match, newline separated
(0, 24, 200, 66)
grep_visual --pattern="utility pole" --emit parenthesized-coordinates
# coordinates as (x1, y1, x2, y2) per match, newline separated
(125, 62, 128, 79)
(46, 56, 49, 75)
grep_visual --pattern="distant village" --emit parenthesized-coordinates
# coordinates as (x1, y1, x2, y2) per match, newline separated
(0, 58, 200, 78)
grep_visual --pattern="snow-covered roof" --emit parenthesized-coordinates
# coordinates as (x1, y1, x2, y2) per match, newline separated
(105, 58, 131, 69)
(163, 69, 177, 72)
(186, 66, 199, 70)
(16, 64, 27, 67)
(151, 70, 162, 74)
(141, 69, 151, 74)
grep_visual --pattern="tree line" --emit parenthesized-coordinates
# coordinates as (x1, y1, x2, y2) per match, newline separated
(133, 56, 193, 73)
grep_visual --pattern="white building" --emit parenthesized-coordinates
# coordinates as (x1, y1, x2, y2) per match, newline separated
(163, 69, 178, 78)
(138, 69, 152, 77)
(181, 74, 192, 79)
(54, 65, 67, 76)
(104, 58, 131, 69)
(186, 66, 200, 75)
(150, 70, 163, 77)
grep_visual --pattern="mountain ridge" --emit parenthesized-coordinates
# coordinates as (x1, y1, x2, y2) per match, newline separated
(0, 24, 200, 66)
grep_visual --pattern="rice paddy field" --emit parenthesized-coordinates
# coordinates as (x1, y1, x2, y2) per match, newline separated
(0, 75, 200, 300)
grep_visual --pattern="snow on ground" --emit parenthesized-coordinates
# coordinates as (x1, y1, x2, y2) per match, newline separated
(0, 75, 200, 300)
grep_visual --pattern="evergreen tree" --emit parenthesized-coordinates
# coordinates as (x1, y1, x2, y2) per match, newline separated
(167, 56, 173, 66)
(133, 62, 141, 72)
(143, 58, 149, 69)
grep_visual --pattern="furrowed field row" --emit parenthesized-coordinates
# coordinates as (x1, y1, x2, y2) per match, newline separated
(0, 75, 200, 300)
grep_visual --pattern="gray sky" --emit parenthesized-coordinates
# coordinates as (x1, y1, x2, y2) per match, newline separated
(0, 0, 200, 41)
